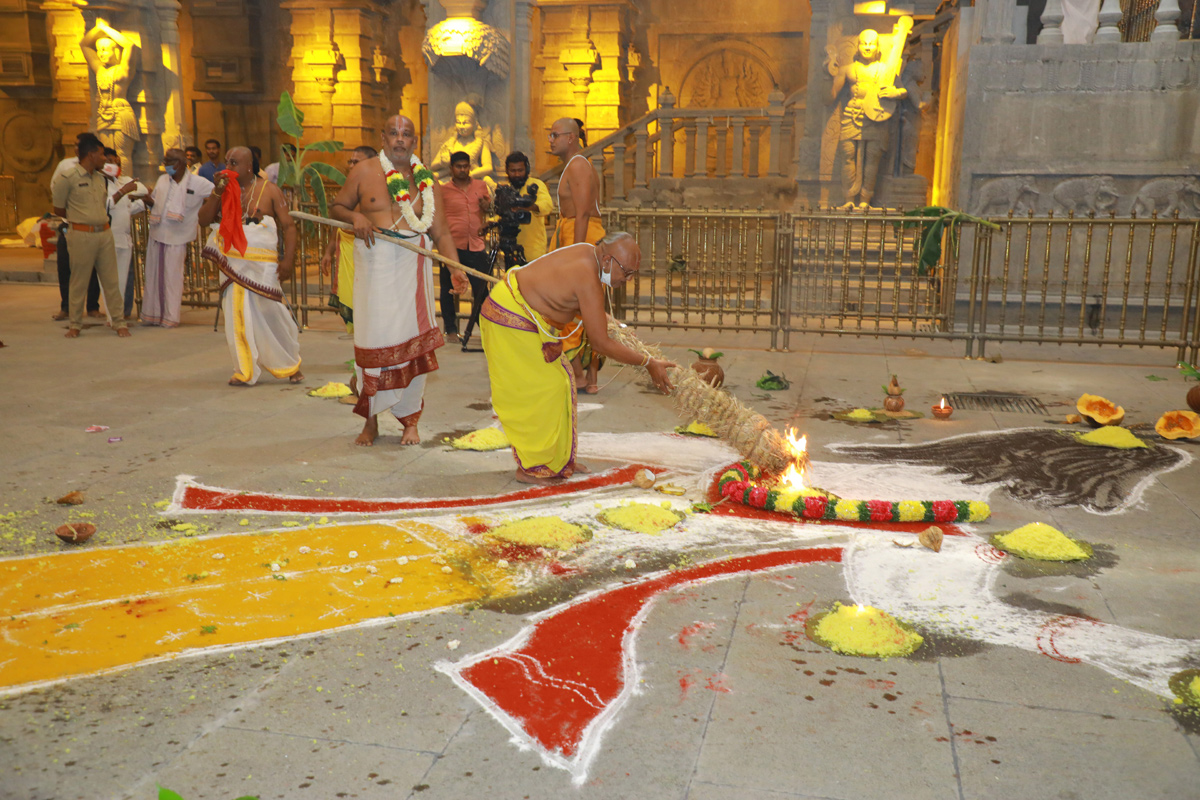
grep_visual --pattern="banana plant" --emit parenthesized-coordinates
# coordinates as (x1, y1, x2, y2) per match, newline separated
(274, 91, 346, 216)
(894, 206, 1000, 277)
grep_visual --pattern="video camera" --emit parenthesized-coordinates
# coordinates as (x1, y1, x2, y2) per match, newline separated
(491, 183, 538, 236)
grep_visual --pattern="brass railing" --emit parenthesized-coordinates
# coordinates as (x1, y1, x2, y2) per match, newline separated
(603, 208, 1200, 365)
(131, 206, 1200, 365)
(605, 207, 789, 349)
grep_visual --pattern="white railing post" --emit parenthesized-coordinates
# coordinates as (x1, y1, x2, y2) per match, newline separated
(634, 127, 649, 189)
(767, 89, 784, 178)
(1152, 0, 1182, 41)
(1037, 0, 1065, 43)
(694, 119, 709, 177)
(658, 89, 675, 179)
(1094, 0, 1123, 42)
(590, 154, 606, 204)
(715, 124, 728, 177)
(731, 117, 745, 178)
(612, 141, 627, 200)
(683, 119, 696, 177)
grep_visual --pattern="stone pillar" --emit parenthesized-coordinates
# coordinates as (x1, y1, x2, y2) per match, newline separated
(513, 0, 535, 156)
(154, 0, 184, 156)
(283, 1, 345, 142)
(536, 0, 636, 157)
(42, 1, 90, 151)
(980, 0, 1017, 43)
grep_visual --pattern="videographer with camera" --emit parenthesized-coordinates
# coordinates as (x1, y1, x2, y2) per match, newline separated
(501, 151, 551, 264)
(439, 150, 492, 342)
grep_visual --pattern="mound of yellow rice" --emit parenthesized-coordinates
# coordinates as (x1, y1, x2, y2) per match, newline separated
(843, 408, 877, 421)
(993, 522, 1091, 561)
(1074, 426, 1147, 449)
(810, 602, 923, 658)
(675, 421, 718, 437)
(598, 503, 686, 534)
(488, 516, 590, 550)
(451, 427, 511, 451)
(308, 382, 353, 398)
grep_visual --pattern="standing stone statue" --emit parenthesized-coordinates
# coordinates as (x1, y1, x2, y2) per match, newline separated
(830, 18, 912, 209)
(430, 100, 500, 182)
(81, 22, 140, 169)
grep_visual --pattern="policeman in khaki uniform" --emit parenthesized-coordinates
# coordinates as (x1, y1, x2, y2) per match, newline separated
(51, 135, 130, 338)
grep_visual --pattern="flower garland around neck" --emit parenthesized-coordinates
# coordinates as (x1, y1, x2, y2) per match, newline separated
(379, 151, 435, 233)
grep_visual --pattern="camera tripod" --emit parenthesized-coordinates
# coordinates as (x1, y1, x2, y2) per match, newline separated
(459, 235, 526, 352)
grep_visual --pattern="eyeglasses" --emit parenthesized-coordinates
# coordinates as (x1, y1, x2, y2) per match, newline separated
(548, 131, 567, 141)
(607, 254, 632, 280)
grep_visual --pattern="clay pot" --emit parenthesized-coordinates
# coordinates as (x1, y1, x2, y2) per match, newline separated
(1188, 384, 1200, 413)
(55, 522, 96, 544)
(691, 358, 725, 388)
(883, 395, 905, 413)
(931, 404, 953, 420)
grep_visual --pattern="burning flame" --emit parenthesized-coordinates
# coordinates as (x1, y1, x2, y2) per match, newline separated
(939, 397, 947, 409)
(779, 427, 809, 492)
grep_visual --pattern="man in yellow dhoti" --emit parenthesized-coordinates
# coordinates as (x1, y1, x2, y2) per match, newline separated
(198, 147, 303, 386)
(547, 118, 609, 393)
(320, 146, 378, 333)
(481, 231, 676, 484)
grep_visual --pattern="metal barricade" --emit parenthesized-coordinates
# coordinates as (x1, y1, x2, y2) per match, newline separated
(604, 207, 789, 349)
(783, 210, 963, 349)
(966, 212, 1200, 363)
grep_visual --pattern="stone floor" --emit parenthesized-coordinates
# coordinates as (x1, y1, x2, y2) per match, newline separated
(1, 282, 1198, 800)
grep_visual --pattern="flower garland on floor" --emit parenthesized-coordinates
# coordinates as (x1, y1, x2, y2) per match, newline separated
(717, 462, 991, 523)
(378, 151, 435, 233)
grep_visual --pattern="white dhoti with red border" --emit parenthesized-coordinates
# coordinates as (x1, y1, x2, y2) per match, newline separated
(203, 217, 301, 385)
(352, 234, 443, 424)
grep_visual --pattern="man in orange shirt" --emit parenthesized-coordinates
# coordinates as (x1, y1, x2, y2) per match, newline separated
(439, 150, 491, 342)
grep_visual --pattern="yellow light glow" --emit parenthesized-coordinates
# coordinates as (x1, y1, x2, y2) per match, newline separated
(853, 1, 889, 14)
(778, 427, 809, 492)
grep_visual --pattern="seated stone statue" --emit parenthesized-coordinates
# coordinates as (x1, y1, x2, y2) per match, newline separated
(431, 101, 498, 182)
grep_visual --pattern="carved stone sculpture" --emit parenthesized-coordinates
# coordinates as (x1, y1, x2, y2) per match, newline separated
(683, 49, 771, 108)
(1132, 177, 1200, 218)
(1051, 176, 1120, 214)
(430, 100, 502, 181)
(829, 18, 913, 209)
(896, 59, 931, 175)
(972, 177, 1041, 216)
(81, 22, 140, 168)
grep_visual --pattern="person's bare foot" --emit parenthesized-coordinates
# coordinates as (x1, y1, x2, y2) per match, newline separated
(229, 377, 250, 387)
(65, 328, 80, 338)
(355, 415, 378, 447)
(289, 371, 305, 384)
(400, 424, 420, 446)
(583, 384, 599, 394)
(573, 462, 591, 474)
(86, 310, 103, 318)
(52, 311, 68, 321)
(116, 327, 131, 338)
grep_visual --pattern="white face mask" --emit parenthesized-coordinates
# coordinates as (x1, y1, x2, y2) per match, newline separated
(102, 163, 120, 178)
(598, 262, 613, 288)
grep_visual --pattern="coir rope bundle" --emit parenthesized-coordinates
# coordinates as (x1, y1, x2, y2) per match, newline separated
(607, 321, 796, 475)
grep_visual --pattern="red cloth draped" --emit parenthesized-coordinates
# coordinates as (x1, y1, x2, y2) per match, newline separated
(217, 169, 247, 256)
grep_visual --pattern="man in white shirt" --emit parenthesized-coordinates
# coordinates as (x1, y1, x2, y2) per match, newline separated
(101, 147, 146, 321)
(141, 147, 214, 327)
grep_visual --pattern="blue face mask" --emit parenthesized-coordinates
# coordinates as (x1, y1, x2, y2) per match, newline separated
(165, 165, 177, 177)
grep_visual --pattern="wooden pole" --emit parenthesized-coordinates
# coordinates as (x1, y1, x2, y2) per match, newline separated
(289, 210, 500, 284)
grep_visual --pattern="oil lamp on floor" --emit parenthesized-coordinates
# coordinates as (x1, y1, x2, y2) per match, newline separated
(932, 396, 954, 420)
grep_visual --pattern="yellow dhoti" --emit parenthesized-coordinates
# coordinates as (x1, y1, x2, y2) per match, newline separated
(480, 272, 578, 478)
(550, 216, 606, 356)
